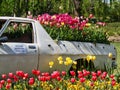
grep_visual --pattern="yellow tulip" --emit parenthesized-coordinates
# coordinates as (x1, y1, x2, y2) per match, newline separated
(108, 53, 112, 58)
(51, 15, 56, 19)
(85, 23, 91, 27)
(92, 56, 96, 61)
(66, 57, 71, 61)
(73, 61, 77, 65)
(86, 55, 92, 62)
(64, 61, 69, 66)
(49, 61, 54, 67)
(61, 22, 64, 26)
(57, 56, 63, 61)
(67, 59, 73, 64)
(59, 60, 63, 64)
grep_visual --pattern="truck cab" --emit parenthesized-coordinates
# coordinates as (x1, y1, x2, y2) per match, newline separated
(0, 17, 117, 74)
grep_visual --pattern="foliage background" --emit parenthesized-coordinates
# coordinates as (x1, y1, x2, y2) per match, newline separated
(0, 0, 120, 22)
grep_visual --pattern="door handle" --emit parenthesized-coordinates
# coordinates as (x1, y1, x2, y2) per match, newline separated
(28, 45, 36, 49)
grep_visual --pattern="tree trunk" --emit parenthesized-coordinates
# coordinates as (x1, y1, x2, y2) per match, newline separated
(73, 0, 83, 21)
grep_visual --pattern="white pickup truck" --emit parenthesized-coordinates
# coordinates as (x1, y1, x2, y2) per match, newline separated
(0, 17, 117, 74)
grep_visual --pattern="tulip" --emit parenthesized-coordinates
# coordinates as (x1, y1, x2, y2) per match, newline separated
(28, 77, 34, 85)
(91, 72, 97, 76)
(70, 71, 76, 76)
(80, 77, 86, 83)
(92, 76, 97, 81)
(16, 70, 24, 77)
(8, 73, 14, 78)
(59, 60, 63, 64)
(23, 73, 29, 79)
(57, 56, 63, 61)
(110, 74, 114, 79)
(2, 74, 7, 79)
(111, 80, 116, 86)
(70, 78, 76, 83)
(49, 61, 54, 68)
(64, 61, 69, 66)
(92, 56, 96, 61)
(38, 76, 46, 82)
(44, 72, 50, 76)
(46, 76, 51, 81)
(0, 80, 5, 85)
(90, 82, 94, 86)
(13, 75, 19, 82)
(97, 70, 102, 76)
(73, 61, 77, 65)
(61, 71, 66, 76)
(108, 53, 112, 58)
(56, 76, 61, 81)
(7, 78, 12, 83)
(6, 83, 11, 89)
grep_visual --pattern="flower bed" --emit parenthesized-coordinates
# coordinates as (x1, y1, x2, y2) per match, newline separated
(0, 56, 119, 90)
(0, 69, 119, 90)
(36, 13, 109, 43)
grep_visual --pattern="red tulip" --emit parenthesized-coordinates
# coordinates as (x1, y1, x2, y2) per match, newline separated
(23, 73, 29, 79)
(61, 71, 66, 76)
(13, 75, 19, 82)
(44, 72, 50, 76)
(28, 77, 34, 85)
(52, 71, 60, 78)
(78, 71, 82, 75)
(111, 80, 116, 86)
(92, 76, 97, 81)
(8, 73, 14, 78)
(70, 78, 76, 83)
(36, 70, 40, 76)
(6, 83, 11, 89)
(7, 78, 12, 83)
(32, 69, 40, 76)
(70, 71, 76, 76)
(90, 82, 94, 86)
(2, 74, 7, 79)
(97, 70, 102, 76)
(110, 74, 114, 79)
(78, 73, 83, 78)
(0, 80, 5, 85)
(80, 77, 86, 83)
(45, 76, 51, 81)
(91, 72, 97, 76)
(16, 70, 24, 77)
(56, 76, 61, 81)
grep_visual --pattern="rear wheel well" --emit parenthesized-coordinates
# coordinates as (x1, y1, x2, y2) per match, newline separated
(69, 58, 95, 72)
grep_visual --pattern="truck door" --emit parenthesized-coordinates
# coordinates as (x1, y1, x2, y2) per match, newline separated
(0, 20, 38, 74)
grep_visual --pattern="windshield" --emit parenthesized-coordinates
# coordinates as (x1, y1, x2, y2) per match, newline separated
(0, 20, 6, 30)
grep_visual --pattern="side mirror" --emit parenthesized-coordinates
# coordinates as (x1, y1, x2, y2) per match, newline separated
(0, 36, 8, 42)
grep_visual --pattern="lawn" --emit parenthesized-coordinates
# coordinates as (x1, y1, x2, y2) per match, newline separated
(111, 42, 120, 67)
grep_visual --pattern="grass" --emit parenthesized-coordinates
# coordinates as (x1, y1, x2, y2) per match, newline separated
(111, 42, 120, 67)
(103, 22, 120, 36)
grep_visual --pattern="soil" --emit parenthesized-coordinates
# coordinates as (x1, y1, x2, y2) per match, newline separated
(108, 36, 120, 42)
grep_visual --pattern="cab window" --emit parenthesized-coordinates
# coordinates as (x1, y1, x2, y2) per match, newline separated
(1, 21, 33, 43)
